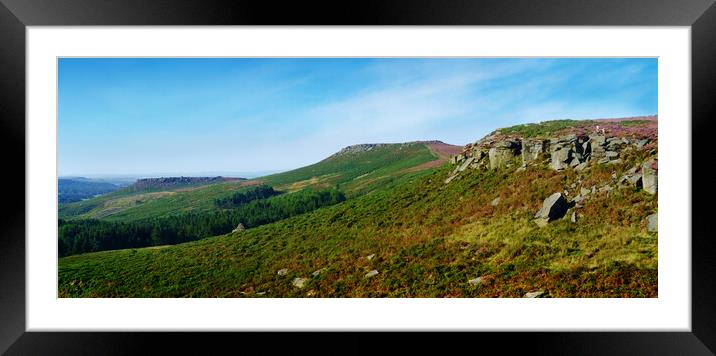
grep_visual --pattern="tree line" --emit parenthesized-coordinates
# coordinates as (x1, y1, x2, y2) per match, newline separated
(214, 184, 281, 209)
(59, 188, 346, 257)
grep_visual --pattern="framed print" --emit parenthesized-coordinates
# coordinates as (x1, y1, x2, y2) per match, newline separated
(2, 0, 716, 354)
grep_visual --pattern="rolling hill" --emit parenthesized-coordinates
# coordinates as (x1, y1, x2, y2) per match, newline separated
(58, 141, 458, 223)
(58, 118, 658, 297)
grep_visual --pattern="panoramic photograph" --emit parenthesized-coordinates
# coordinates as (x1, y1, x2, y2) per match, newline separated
(57, 57, 658, 298)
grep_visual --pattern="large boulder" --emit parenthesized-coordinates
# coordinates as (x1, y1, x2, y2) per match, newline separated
(534, 192, 569, 226)
(642, 159, 658, 194)
(521, 139, 549, 166)
(550, 146, 572, 170)
(489, 141, 520, 169)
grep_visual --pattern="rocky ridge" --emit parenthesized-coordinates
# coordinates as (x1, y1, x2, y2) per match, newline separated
(446, 118, 658, 228)
(331, 140, 448, 158)
(130, 176, 245, 190)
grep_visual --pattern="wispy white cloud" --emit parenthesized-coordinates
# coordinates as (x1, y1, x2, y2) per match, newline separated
(59, 58, 657, 175)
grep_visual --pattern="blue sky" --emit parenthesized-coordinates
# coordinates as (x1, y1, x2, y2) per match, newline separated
(58, 58, 657, 177)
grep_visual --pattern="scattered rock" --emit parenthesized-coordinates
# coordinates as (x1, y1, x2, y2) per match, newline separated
(277, 268, 289, 276)
(468, 277, 484, 285)
(451, 154, 466, 165)
(292, 277, 309, 288)
(456, 156, 476, 173)
(580, 188, 591, 196)
(491, 197, 501, 206)
(524, 290, 545, 298)
(636, 139, 650, 150)
(534, 192, 569, 226)
(642, 159, 658, 194)
(232, 223, 246, 233)
(608, 159, 623, 165)
(647, 213, 658, 232)
(599, 185, 613, 193)
(571, 211, 577, 223)
(255, 291, 267, 296)
(574, 161, 588, 171)
(312, 269, 324, 277)
(364, 270, 379, 278)
(366, 254, 376, 261)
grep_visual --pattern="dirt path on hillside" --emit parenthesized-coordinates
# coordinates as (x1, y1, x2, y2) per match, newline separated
(402, 142, 463, 173)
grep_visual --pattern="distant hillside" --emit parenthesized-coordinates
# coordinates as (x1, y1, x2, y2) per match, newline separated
(59, 117, 657, 298)
(59, 141, 458, 222)
(58, 178, 121, 203)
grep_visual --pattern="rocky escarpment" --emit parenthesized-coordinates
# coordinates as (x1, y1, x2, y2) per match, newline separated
(446, 118, 658, 228)
(331, 140, 449, 158)
(130, 176, 245, 190)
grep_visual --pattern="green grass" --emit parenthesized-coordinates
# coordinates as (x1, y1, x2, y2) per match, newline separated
(59, 151, 657, 298)
(496, 120, 596, 138)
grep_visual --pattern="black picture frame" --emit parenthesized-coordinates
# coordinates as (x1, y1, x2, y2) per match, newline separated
(2, 0, 715, 354)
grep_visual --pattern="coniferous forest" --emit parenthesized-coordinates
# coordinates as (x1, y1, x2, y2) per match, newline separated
(58, 187, 345, 256)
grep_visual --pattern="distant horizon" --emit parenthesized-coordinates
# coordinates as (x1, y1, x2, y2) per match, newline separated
(59, 169, 287, 180)
(59, 58, 658, 176)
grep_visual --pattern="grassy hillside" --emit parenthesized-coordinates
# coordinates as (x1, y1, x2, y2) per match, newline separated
(59, 180, 260, 222)
(59, 133, 657, 297)
(59, 142, 445, 223)
(261, 141, 440, 196)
